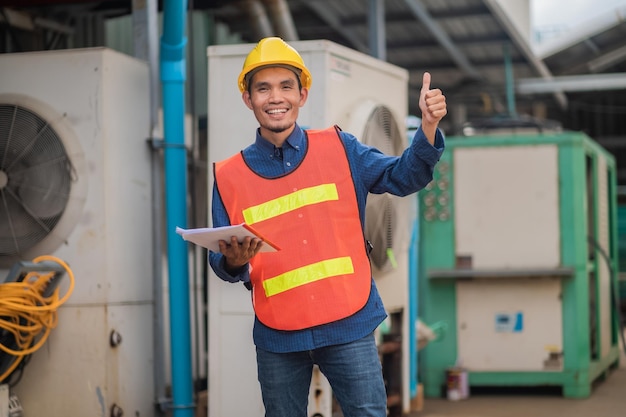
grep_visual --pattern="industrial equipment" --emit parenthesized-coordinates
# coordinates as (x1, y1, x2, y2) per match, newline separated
(418, 131, 621, 398)
(207, 39, 415, 417)
(0, 48, 155, 415)
(0, 257, 74, 417)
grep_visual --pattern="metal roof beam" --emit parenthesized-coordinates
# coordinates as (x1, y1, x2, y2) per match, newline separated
(583, 38, 601, 55)
(398, 56, 530, 71)
(588, 44, 626, 73)
(388, 33, 511, 50)
(341, 5, 491, 26)
(299, 0, 369, 54)
(517, 73, 626, 94)
(0, 7, 74, 34)
(402, 0, 482, 79)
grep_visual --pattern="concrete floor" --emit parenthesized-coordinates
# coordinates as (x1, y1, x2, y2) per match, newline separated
(411, 341, 626, 417)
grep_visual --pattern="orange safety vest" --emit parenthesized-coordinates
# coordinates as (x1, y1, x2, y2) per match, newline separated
(214, 126, 372, 330)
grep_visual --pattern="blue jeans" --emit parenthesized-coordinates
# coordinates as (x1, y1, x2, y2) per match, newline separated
(256, 332, 387, 417)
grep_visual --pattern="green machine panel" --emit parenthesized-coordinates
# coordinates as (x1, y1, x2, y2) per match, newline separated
(418, 132, 621, 398)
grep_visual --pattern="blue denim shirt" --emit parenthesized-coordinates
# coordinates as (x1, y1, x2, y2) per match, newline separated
(210, 124, 444, 353)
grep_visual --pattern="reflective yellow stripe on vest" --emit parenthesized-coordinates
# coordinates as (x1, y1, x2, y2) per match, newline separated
(263, 256, 354, 297)
(243, 183, 338, 225)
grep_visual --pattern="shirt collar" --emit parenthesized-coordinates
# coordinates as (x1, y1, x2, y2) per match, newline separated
(254, 124, 306, 155)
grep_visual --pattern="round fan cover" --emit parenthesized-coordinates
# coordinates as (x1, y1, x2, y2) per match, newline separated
(0, 102, 74, 267)
(361, 105, 406, 271)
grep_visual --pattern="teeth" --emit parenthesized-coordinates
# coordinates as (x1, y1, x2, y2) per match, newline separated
(267, 109, 286, 114)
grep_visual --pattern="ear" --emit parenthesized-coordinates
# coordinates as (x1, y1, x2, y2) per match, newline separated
(242, 91, 253, 110)
(299, 87, 309, 107)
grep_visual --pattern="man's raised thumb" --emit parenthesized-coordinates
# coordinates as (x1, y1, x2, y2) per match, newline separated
(421, 72, 431, 94)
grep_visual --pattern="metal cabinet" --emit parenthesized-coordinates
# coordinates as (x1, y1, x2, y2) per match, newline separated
(418, 132, 621, 398)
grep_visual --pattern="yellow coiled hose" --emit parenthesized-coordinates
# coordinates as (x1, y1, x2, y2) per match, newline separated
(0, 255, 75, 383)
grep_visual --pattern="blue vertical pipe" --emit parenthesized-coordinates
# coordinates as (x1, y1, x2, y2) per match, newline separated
(161, 1, 194, 416)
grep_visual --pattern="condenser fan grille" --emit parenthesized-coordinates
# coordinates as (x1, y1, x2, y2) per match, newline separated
(363, 106, 403, 156)
(362, 105, 405, 271)
(0, 103, 72, 258)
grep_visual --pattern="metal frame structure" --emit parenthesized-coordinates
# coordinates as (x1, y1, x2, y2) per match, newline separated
(418, 132, 621, 398)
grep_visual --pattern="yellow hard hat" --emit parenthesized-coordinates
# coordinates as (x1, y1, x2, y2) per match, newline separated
(238, 37, 312, 93)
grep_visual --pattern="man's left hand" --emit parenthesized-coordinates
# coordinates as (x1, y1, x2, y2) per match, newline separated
(419, 72, 447, 144)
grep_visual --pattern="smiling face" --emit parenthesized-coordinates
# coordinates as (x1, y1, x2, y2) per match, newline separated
(242, 66, 308, 146)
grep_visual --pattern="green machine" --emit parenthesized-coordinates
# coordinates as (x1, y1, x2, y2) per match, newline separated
(418, 131, 622, 398)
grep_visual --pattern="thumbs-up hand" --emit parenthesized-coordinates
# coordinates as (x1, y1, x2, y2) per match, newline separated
(419, 72, 447, 144)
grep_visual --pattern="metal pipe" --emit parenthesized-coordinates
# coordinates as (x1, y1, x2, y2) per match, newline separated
(404, 0, 482, 80)
(131, 0, 168, 412)
(483, 0, 568, 110)
(262, 0, 299, 41)
(161, 0, 194, 416)
(517, 72, 626, 94)
(368, 0, 386, 60)
(239, 0, 274, 39)
(503, 42, 517, 117)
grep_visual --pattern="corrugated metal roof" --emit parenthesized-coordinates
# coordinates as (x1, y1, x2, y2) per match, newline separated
(2, 0, 625, 138)
(211, 0, 550, 131)
(537, 6, 626, 75)
(207, 0, 626, 178)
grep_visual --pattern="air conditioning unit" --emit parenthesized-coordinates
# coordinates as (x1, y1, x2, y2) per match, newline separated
(418, 132, 621, 398)
(0, 48, 155, 416)
(207, 39, 414, 417)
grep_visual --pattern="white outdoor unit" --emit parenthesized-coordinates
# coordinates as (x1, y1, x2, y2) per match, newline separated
(0, 48, 155, 416)
(207, 39, 412, 417)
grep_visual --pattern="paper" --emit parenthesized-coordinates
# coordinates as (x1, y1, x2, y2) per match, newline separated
(175, 223, 280, 253)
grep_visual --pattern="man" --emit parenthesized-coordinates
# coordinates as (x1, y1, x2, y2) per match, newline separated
(209, 37, 446, 417)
